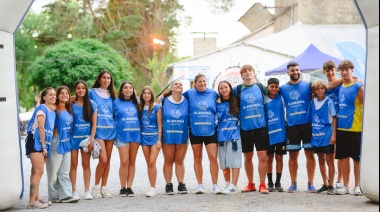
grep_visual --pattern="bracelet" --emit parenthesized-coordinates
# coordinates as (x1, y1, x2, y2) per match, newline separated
(158, 138, 161, 141)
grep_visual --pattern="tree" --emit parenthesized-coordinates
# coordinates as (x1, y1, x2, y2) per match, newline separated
(27, 39, 132, 92)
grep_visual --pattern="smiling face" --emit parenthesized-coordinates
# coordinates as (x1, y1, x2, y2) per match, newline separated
(122, 83, 134, 99)
(142, 88, 152, 104)
(43, 89, 56, 105)
(218, 82, 231, 99)
(58, 88, 70, 104)
(194, 76, 207, 92)
(323, 68, 337, 82)
(287, 65, 301, 82)
(267, 83, 279, 98)
(171, 80, 183, 93)
(99, 73, 111, 90)
(340, 67, 354, 82)
(75, 82, 87, 98)
(314, 85, 326, 100)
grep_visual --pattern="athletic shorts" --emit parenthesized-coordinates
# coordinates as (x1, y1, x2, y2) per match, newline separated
(25, 133, 42, 155)
(286, 123, 313, 151)
(114, 139, 131, 148)
(218, 139, 242, 170)
(189, 131, 217, 146)
(240, 127, 270, 153)
(314, 144, 335, 155)
(335, 130, 361, 161)
(267, 141, 287, 155)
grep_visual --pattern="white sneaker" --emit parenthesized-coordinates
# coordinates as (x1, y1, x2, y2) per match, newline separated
(84, 190, 93, 200)
(223, 184, 239, 194)
(146, 187, 157, 197)
(354, 187, 362, 196)
(335, 186, 349, 195)
(92, 185, 102, 199)
(224, 181, 230, 190)
(212, 184, 223, 194)
(195, 184, 205, 194)
(101, 186, 113, 198)
(335, 182, 343, 189)
(72, 191, 80, 200)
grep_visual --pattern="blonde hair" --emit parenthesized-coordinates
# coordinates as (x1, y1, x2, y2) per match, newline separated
(311, 80, 327, 95)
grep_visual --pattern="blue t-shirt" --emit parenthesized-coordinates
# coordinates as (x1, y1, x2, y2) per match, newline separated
(55, 110, 73, 154)
(113, 98, 141, 143)
(216, 101, 240, 142)
(141, 104, 161, 146)
(162, 97, 189, 144)
(311, 97, 336, 147)
(183, 88, 218, 136)
(264, 94, 286, 145)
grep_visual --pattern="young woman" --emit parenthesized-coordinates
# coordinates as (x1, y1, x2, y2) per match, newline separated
(161, 80, 189, 195)
(25, 87, 56, 209)
(89, 70, 117, 198)
(70, 80, 98, 200)
(139, 86, 162, 197)
(46, 86, 78, 203)
(183, 74, 221, 194)
(216, 80, 241, 194)
(113, 82, 141, 197)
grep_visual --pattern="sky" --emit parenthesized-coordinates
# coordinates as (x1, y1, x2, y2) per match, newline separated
(30, 0, 274, 57)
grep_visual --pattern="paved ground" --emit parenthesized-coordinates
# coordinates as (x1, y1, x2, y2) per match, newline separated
(9, 139, 379, 211)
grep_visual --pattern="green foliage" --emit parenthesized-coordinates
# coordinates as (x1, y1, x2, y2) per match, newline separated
(27, 39, 132, 92)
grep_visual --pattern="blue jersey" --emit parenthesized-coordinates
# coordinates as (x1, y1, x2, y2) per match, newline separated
(327, 85, 340, 112)
(162, 97, 189, 144)
(216, 101, 240, 142)
(233, 84, 266, 130)
(55, 110, 73, 154)
(113, 98, 141, 143)
(311, 97, 336, 147)
(71, 100, 98, 150)
(337, 82, 362, 129)
(280, 81, 311, 126)
(264, 94, 286, 145)
(141, 104, 161, 146)
(183, 88, 218, 136)
(89, 88, 117, 140)
(27, 104, 56, 158)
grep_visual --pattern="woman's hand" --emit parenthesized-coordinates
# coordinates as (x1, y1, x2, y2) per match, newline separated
(88, 139, 94, 152)
(42, 148, 48, 157)
(156, 140, 162, 149)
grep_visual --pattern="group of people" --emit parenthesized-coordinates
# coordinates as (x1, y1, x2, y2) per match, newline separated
(24, 59, 364, 209)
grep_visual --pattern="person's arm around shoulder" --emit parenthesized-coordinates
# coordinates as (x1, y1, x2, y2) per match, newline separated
(326, 78, 343, 90)
(156, 104, 162, 149)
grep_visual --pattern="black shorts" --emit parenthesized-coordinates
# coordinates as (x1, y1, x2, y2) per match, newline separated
(314, 144, 335, 155)
(25, 133, 42, 155)
(335, 130, 361, 161)
(267, 141, 287, 155)
(189, 131, 217, 146)
(240, 127, 269, 153)
(286, 123, 312, 151)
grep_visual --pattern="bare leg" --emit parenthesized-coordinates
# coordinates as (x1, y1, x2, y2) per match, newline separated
(118, 145, 130, 188)
(288, 151, 299, 183)
(127, 142, 140, 188)
(244, 152, 254, 183)
(191, 144, 203, 184)
(205, 143, 219, 184)
(162, 144, 175, 183)
(305, 149, 316, 185)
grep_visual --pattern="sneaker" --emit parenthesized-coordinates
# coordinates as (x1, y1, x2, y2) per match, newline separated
(38, 199, 52, 206)
(52, 199, 62, 203)
(275, 182, 284, 192)
(195, 184, 205, 194)
(288, 182, 297, 193)
(259, 183, 269, 194)
(335, 181, 343, 189)
(317, 185, 328, 193)
(165, 183, 175, 195)
(178, 182, 188, 194)
(92, 185, 102, 199)
(72, 191, 80, 200)
(27, 201, 48, 209)
(308, 183, 317, 193)
(335, 186, 349, 195)
(212, 185, 223, 194)
(223, 184, 239, 194)
(126, 188, 135, 197)
(146, 187, 156, 197)
(327, 186, 335, 195)
(119, 188, 128, 197)
(101, 186, 113, 198)
(61, 196, 78, 203)
(267, 182, 275, 192)
(224, 181, 230, 190)
(241, 182, 256, 192)
(84, 190, 93, 200)
(354, 187, 362, 196)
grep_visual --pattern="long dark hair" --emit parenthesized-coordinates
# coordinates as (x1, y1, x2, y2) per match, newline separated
(40, 87, 55, 105)
(118, 82, 139, 110)
(139, 86, 155, 116)
(55, 86, 72, 115)
(218, 80, 239, 116)
(92, 70, 116, 99)
(74, 80, 93, 123)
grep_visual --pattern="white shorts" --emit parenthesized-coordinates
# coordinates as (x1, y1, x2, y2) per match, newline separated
(218, 139, 242, 170)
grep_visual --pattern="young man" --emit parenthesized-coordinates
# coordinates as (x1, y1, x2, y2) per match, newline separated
(335, 60, 364, 196)
(280, 61, 316, 193)
(233, 64, 269, 194)
(310, 80, 337, 195)
(264, 78, 286, 192)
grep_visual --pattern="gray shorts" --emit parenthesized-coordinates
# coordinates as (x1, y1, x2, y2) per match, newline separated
(218, 139, 242, 170)
(114, 139, 130, 148)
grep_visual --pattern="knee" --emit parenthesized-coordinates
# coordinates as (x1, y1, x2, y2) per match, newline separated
(148, 161, 156, 168)
(120, 160, 129, 168)
(174, 160, 184, 166)
(194, 156, 202, 163)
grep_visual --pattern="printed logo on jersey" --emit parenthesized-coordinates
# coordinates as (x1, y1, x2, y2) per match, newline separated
(49, 119, 55, 130)
(339, 94, 345, 103)
(171, 109, 181, 119)
(78, 114, 85, 123)
(314, 114, 320, 123)
(244, 94, 256, 104)
(101, 105, 110, 114)
(65, 117, 72, 126)
(267, 110, 274, 119)
(289, 90, 300, 101)
(125, 107, 136, 116)
(142, 116, 150, 125)
(197, 101, 209, 111)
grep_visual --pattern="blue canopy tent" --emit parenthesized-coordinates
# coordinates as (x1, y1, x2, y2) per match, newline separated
(265, 44, 341, 76)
